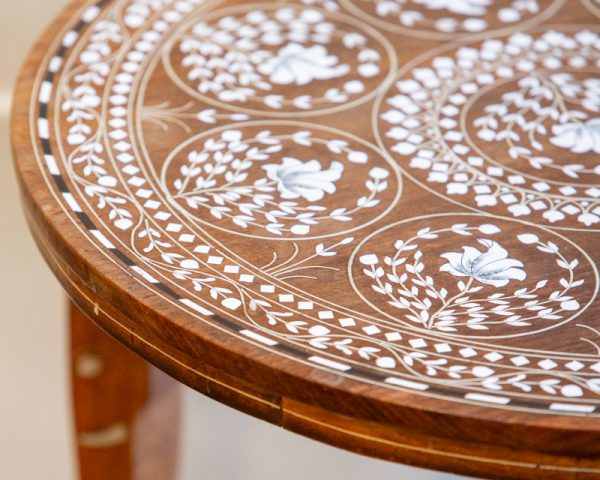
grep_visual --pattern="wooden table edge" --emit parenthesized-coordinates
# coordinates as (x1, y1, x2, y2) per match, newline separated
(9, 2, 600, 478)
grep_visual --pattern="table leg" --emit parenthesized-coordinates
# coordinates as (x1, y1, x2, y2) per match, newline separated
(70, 301, 181, 480)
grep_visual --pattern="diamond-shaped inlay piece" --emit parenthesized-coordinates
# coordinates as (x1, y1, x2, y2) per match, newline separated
(136, 188, 153, 199)
(129, 176, 146, 187)
(538, 359, 557, 370)
(144, 199, 160, 210)
(122, 165, 139, 175)
(473, 184, 491, 194)
(298, 301, 313, 310)
(166, 223, 182, 233)
(113, 83, 131, 94)
(363, 325, 381, 335)
(194, 245, 210, 254)
(511, 356, 529, 366)
(487, 166, 503, 177)
(239, 274, 254, 283)
(179, 234, 195, 243)
(532, 181, 550, 192)
(116, 72, 133, 84)
(385, 332, 402, 342)
(318, 311, 334, 320)
(410, 338, 427, 349)
(586, 187, 600, 198)
(108, 118, 126, 128)
(562, 204, 580, 215)
(559, 185, 577, 196)
(154, 211, 171, 221)
(207, 255, 223, 265)
(565, 360, 584, 372)
(484, 352, 503, 362)
(500, 193, 517, 204)
(117, 152, 134, 163)
(224, 265, 240, 274)
(459, 347, 477, 358)
(530, 201, 546, 211)
(109, 94, 127, 105)
(279, 294, 294, 303)
(590, 362, 600, 374)
(507, 174, 525, 185)
(467, 156, 483, 167)
(260, 285, 275, 293)
(114, 141, 131, 152)
(109, 129, 127, 141)
(110, 106, 127, 117)
(434, 343, 451, 353)
(339, 318, 355, 327)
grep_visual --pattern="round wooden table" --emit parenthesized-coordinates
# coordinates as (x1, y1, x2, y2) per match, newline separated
(12, 0, 600, 478)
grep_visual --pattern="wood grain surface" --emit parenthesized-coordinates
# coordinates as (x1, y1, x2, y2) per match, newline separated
(11, 0, 600, 478)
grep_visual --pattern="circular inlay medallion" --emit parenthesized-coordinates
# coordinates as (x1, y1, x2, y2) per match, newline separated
(350, 214, 597, 339)
(163, 3, 396, 116)
(160, 122, 401, 239)
(376, 28, 600, 230)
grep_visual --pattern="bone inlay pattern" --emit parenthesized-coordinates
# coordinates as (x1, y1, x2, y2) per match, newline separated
(27, 0, 600, 417)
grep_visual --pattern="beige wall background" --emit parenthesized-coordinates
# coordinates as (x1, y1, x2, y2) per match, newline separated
(1, 3, 78, 480)
(0, 1, 466, 479)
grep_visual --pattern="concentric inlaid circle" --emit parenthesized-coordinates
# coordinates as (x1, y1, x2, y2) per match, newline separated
(350, 214, 597, 339)
(162, 3, 397, 116)
(376, 28, 600, 230)
(159, 122, 401, 239)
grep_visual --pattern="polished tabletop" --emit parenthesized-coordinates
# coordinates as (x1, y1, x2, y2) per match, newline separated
(11, 0, 600, 478)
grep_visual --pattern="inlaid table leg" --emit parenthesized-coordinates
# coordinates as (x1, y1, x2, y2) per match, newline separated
(70, 301, 181, 480)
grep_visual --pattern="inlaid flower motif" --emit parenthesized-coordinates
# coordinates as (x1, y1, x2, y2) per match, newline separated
(263, 157, 344, 202)
(550, 118, 600, 154)
(257, 43, 350, 86)
(440, 239, 526, 287)
(379, 30, 600, 229)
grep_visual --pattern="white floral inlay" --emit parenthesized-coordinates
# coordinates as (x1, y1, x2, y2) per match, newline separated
(263, 157, 344, 202)
(440, 239, 526, 288)
(550, 118, 600, 154)
(357, 221, 584, 334)
(162, 127, 393, 237)
(258, 43, 350, 86)
(475, 74, 600, 179)
(379, 30, 600, 229)
(172, 6, 387, 112)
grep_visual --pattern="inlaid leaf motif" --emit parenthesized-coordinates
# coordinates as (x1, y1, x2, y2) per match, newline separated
(171, 5, 387, 113)
(379, 30, 600, 228)
(162, 128, 392, 238)
(357, 221, 586, 334)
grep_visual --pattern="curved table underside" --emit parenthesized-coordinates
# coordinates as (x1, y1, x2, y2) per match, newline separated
(12, 0, 600, 478)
